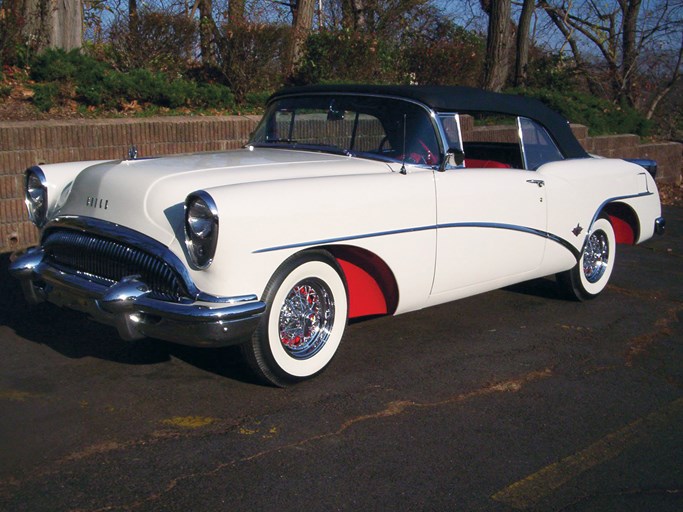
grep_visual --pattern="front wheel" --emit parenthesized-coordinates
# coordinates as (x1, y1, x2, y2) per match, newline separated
(242, 251, 348, 387)
(557, 216, 616, 301)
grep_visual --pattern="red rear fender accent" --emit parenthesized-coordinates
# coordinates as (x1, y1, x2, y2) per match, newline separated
(607, 214, 635, 245)
(327, 246, 398, 319)
(337, 259, 387, 319)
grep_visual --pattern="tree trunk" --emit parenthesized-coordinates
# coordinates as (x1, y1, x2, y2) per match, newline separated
(341, 0, 366, 30)
(199, 0, 216, 65)
(646, 32, 682, 120)
(228, 0, 245, 25)
(21, 0, 82, 52)
(481, 0, 511, 91)
(620, 0, 642, 106)
(514, 0, 534, 87)
(129, 0, 137, 35)
(288, 0, 315, 78)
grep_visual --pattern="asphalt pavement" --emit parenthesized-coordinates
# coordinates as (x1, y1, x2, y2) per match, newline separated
(1, 206, 681, 512)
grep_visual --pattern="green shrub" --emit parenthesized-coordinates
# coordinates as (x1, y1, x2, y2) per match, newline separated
(196, 83, 235, 109)
(0, 83, 12, 99)
(75, 67, 233, 110)
(31, 83, 61, 111)
(76, 81, 107, 106)
(30, 49, 107, 84)
(243, 91, 272, 111)
(109, 69, 163, 105)
(24, 10, 235, 113)
(162, 79, 197, 108)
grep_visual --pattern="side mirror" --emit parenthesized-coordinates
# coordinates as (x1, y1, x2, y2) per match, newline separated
(438, 147, 465, 172)
(327, 99, 345, 121)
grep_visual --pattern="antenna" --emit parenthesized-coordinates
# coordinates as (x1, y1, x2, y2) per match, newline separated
(400, 114, 407, 175)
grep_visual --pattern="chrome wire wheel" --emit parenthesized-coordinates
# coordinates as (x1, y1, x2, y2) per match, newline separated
(557, 216, 616, 301)
(278, 278, 335, 360)
(582, 229, 610, 283)
(242, 251, 348, 387)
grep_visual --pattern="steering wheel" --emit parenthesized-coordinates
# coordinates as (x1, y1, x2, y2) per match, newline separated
(405, 139, 438, 165)
(379, 137, 438, 165)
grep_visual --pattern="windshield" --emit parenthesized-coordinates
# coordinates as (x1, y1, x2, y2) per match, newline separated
(249, 95, 442, 166)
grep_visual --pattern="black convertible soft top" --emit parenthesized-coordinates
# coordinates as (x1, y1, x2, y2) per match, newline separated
(270, 84, 589, 159)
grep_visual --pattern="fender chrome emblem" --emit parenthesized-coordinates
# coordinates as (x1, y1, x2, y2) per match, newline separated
(86, 197, 109, 210)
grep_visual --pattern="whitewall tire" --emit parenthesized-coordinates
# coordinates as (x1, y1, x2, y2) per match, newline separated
(557, 216, 616, 301)
(242, 250, 348, 387)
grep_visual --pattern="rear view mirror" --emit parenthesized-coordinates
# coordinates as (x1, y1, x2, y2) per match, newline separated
(439, 147, 465, 171)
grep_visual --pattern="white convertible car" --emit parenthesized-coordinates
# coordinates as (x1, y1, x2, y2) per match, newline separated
(11, 85, 665, 386)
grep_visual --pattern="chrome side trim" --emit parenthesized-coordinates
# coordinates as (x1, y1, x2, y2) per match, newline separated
(626, 159, 657, 178)
(588, 191, 653, 229)
(440, 222, 581, 260)
(517, 117, 529, 170)
(253, 225, 437, 254)
(582, 191, 655, 254)
(255, 222, 582, 260)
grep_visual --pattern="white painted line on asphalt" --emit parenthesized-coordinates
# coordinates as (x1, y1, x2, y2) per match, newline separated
(491, 396, 683, 509)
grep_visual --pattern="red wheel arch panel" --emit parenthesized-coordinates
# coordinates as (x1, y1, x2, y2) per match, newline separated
(327, 246, 398, 319)
(337, 259, 388, 318)
(608, 214, 635, 245)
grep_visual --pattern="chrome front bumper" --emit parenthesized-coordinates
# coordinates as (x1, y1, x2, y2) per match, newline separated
(10, 248, 265, 347)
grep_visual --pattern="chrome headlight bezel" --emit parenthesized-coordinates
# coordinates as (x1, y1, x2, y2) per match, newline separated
(184, 191, 219, 269)
(24, 167, 48, 228)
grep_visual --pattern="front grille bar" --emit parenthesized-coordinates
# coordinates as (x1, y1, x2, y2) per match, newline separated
(43, 229, 189, 302)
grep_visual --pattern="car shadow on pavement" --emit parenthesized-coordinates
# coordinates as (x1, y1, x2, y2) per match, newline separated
(503, 276, 566, 300)
(0, 253, 260, 385)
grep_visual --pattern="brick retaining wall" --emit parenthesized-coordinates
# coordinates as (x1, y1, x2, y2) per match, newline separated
(0, 116, 681, 253)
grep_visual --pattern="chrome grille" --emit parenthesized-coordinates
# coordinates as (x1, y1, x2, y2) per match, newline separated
(43, 229, 189, 301)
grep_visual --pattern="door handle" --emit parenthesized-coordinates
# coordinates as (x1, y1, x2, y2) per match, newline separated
(526, 179, 545, 187)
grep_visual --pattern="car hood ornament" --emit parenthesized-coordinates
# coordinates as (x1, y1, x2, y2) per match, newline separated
(572, 223, 583, 236)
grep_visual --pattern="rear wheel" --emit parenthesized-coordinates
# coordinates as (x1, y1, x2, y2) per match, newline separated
(557, 216, 616, 301)
(242, 251, 348, 387)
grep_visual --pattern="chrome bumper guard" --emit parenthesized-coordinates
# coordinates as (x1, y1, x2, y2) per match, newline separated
(655, 217, 666, 236)
(10, 248, 265, 347)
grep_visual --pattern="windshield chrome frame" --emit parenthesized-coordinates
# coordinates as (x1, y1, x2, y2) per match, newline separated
(249, 92, 446, 169)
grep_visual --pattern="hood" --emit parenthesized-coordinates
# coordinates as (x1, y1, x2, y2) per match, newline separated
(54, 148, 388, 245)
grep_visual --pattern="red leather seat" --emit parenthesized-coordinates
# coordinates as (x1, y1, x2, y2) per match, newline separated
(464, 158, 511, 169)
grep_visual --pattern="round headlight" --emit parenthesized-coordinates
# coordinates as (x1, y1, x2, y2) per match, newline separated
(184, 192, 219, 269)
(187, 200, 215, 239)
(25, 167, 48, 227)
